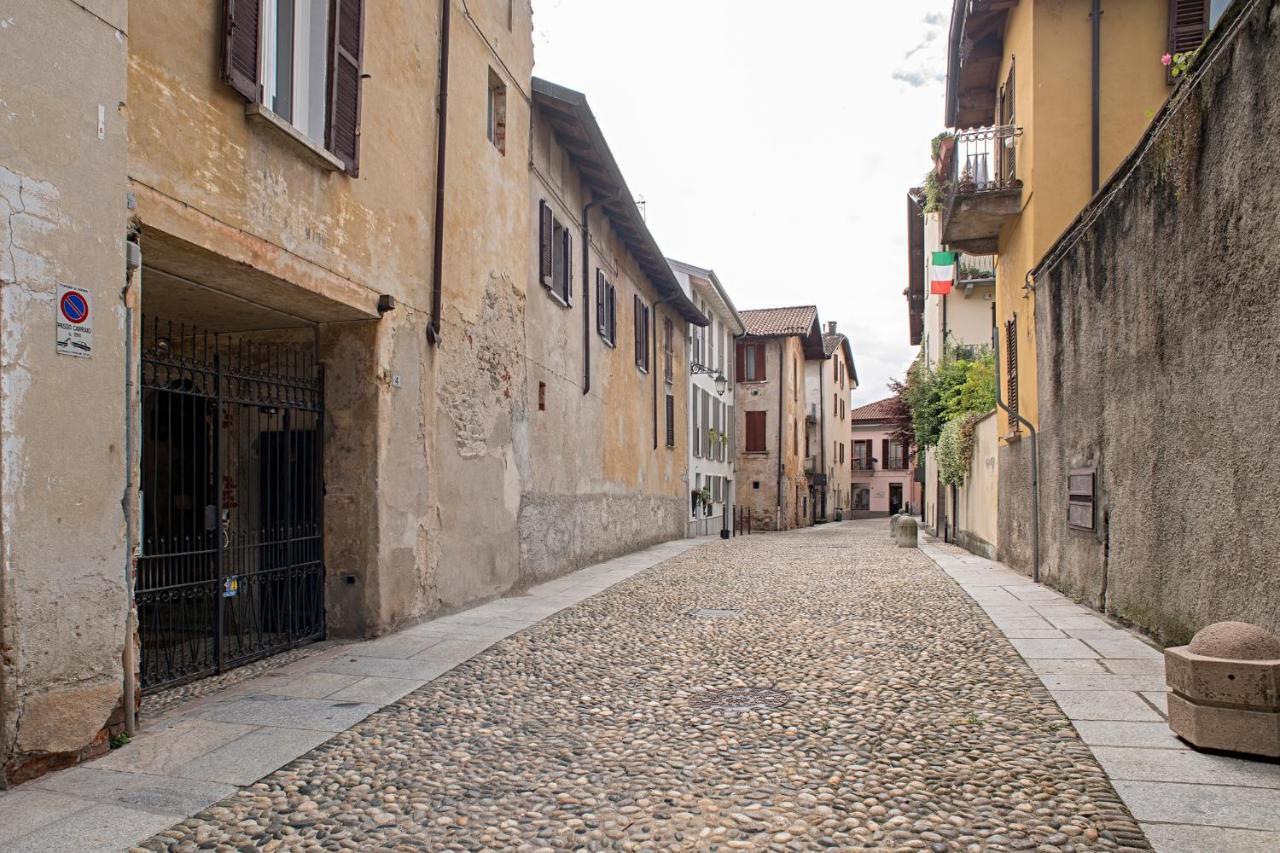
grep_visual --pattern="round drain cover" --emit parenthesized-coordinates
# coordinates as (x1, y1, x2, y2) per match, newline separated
(689, 687, 790, 713)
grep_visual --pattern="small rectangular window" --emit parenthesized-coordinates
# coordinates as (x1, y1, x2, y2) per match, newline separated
(634, 296, 650, 372)
(260, 0, 331, 143)
(596, 272, 616, 344)
(548, 216, 572, 305)
(487, 69, 507, 154)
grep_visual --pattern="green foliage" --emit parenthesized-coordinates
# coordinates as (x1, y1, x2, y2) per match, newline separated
(922, 170, 943, 214)
(898, 343, 996, 451)
(109, 732, 131, 749)
(930, 131, 954, 162)
(937, 411, 986, 486)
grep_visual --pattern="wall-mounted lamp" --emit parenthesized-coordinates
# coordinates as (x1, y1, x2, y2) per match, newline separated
(691, 362, 728, 396)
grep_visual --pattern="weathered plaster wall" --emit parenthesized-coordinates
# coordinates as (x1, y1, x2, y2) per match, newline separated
(0, 0, 130, 783)
(519, 110, 685, 581)
(1034, 0, 1280, 643)
(735, 337, 808, 531)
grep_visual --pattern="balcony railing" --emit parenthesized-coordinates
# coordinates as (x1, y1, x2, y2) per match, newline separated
(853, 460, 874, 472)
(940, 125, 1023, 254)
(951, 125, 1021, 192)
(958, 253, 996, 285)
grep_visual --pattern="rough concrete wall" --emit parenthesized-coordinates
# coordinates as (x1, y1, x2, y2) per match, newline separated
(1034, 0, 1280, 644)
(957, 412, 999, 559)
(427, 3, 534, 612)
(0, 0, 130, 783)
(997, 439, 1036, 576)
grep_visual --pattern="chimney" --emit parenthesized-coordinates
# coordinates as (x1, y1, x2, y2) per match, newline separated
(826, 321, 837, 334)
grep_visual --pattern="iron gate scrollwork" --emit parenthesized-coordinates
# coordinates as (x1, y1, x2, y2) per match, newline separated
(137, 320, 325, 691)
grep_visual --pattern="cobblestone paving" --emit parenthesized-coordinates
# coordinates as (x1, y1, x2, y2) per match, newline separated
(140, 521, 1148, 851)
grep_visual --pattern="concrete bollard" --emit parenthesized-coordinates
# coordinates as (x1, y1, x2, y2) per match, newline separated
(889, 512, 902, 539)
(895, 515, 918, 548)
(1165, 621, 1280, 757)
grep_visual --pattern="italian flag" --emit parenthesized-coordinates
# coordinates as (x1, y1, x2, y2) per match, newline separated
(930, 251, 956, 295)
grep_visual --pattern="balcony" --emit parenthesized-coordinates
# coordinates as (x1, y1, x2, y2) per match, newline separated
(853, 460, 874, 472)
(941, 126, 1023, 254)
(806, 403, 819, 424)
(804, 456, 819, 475)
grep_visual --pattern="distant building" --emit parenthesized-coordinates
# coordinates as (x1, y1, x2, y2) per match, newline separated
(669, 260, 743, 537)
(850, 399, 915, 517)
(805, 323, 858, 521)
(733, 307, 825, 531)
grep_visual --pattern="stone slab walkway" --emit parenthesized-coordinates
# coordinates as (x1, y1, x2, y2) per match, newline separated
(0, 538, 704, 853)
(919, 534, 1280, 853)
(130, 521, 1146, 850)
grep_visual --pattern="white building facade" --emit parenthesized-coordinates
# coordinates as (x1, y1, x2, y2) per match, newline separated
(670, 260, 744, 537)
(804, 323, 858, 521)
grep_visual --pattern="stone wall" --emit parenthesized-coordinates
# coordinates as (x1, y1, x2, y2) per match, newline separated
(1032, 0, 1280, 644)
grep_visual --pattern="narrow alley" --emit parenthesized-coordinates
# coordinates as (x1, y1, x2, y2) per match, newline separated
(136, 521, 1145, 851)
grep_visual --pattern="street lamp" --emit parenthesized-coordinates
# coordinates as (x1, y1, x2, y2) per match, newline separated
(690, 362, 728, 395)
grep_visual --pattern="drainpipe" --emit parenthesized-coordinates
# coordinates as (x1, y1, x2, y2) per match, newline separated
(1090, 0, 1102, 194)
(775, 343, 784, 529)
(426, 0, 452, 345)
(121, 230, 141, 736)
(581, 191, 621, 394)
(818, 355, 826, 519)
(993, 323, 1041, 583)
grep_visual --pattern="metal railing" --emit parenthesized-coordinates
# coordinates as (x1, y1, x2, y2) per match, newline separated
(951, 125, 1021, 192)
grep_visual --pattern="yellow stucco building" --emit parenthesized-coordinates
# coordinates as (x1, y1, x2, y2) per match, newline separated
(939, 0, 1222, 570)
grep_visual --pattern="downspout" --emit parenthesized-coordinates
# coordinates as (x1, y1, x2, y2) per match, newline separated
(775, 342, 784, 529)
(122, 230, 141, 736)
(1090, 0, 1102, 194)
(581, 190, 622, 394)
(993, 323, 1041, 583)
(426, 0, 452, 345)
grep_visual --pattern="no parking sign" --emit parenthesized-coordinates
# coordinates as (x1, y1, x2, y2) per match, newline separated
(56, 284, 92, 358)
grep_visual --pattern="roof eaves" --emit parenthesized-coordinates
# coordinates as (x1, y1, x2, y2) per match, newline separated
(533, 78, 707, 327)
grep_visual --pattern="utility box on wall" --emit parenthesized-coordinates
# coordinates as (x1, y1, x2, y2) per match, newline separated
(1068, 467, 1096, 531)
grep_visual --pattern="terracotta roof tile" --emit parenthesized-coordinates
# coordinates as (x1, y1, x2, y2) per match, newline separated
(739, 306, 818, 337)
(850, 397, 899, 422)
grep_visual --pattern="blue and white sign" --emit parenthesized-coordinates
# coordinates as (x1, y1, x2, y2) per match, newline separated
(56, 283, 92, 358)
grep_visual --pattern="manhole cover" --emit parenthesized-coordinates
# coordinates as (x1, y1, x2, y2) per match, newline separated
(690, 608, 742, 619)
(689, 687, 790, 714)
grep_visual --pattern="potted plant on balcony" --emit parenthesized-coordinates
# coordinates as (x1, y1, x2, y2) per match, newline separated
(958, 163, 976, 194)
(931, 131, 955, 179)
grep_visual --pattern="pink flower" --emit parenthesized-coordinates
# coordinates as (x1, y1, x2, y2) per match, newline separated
(1161, 53, 1173, 66)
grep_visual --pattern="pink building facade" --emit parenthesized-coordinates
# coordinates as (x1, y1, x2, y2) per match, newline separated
(850, 399, 917, 517)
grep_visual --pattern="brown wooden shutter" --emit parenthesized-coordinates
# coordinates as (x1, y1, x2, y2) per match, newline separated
(735, 343, 746, 382)
(608, 285, 616, 342)
(882, 439, 890, 470)
(563, 230, 573, 305)
(634, 295, 642, 365)
(665, 395, 675, 447)
(1006, 317, 1019, 423)
(1169, 0, 1209, 55)
(596, 272, 605, 335)
(222, 0, 260, 101)
(757, 345, 767, 381)
(745, 411, 766, 452)
(327, 0, 366, 175)
(539, 203, 553, 286)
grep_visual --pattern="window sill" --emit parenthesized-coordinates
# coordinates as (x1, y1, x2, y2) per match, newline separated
(245, 104, 345, 172)
(598, 334, 616, 348)
(543, 285, 571, 309)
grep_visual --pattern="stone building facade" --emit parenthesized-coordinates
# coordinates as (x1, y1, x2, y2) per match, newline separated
(733, 308, 825, 531)
(804, 324, 858, 521)
(0, 0, 704, 785)
(670, 261, 743, 538)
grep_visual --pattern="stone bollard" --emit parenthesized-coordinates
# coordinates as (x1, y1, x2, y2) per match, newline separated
(889, 512, 902, 539)
(895, 515, 918, 548)
(1165, 621, 1280, 758)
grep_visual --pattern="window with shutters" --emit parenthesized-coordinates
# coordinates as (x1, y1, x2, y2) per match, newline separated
(487, 69, 507, 154)
(665, 394, 676, 448)
(737, 342, 766, 382)
(727, 404, 734, 456)
(538, 202, 572, 306)
(745, 411, 767, 453)
(223, 0, 365, 174)
(596, 272, 616, 345)
(1168, 0, 1213, 68)
(663, 317, 674, 384)
(1005, 316, 1019, 426)
(634, 296, 650, 372)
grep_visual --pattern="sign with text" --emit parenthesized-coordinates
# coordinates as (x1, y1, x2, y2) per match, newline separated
(56, 284, 92, 357)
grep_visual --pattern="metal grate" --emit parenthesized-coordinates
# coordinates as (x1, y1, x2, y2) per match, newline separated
(689, 687, 790, 714)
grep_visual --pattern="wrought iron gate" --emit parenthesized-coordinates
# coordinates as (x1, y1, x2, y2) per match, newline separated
(137, 321, 325, 691)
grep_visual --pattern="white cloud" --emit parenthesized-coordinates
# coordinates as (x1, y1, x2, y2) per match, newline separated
(532, 0, 952, 406)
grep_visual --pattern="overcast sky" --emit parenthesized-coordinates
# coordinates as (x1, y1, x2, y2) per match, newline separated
(531, 0, 952, 406)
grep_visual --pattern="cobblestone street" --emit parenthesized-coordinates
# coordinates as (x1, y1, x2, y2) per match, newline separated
(140, 521, 1146, 851)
